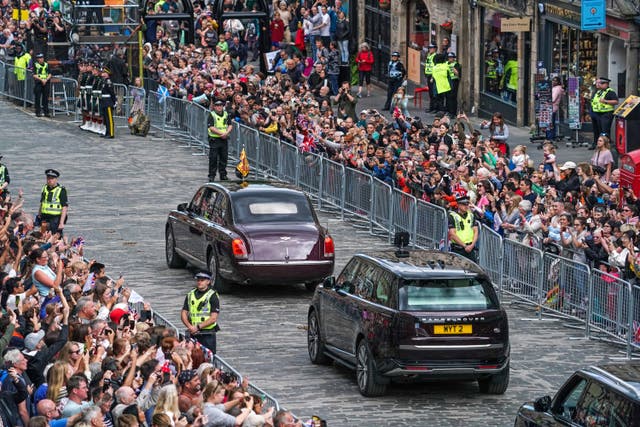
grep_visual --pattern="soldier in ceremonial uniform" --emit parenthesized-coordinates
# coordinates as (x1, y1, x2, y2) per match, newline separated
(39, 169, 69, 236)
(90, 63, 104, 133)
(181, 272, 220, 354)
(79, 61, 95, 130)
(100, 67, 116, 138)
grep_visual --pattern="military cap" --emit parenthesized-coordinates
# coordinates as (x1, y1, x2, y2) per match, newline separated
(194, 271, 212, 280)
(427, 43, 437, 49)
(456, 195, 470, 204)
(213, 100, 225, 106)
(391, 51, 400, 57)
(598, 77, 611, 83)
(447, 52, 457, 58)
(45, 169, 60, 178)
(35, 53, 44, 59)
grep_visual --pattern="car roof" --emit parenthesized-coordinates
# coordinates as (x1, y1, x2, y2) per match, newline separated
(206, 180, 304, 196)
(356, 250, 487, 280)
(583, 362, 640, 400)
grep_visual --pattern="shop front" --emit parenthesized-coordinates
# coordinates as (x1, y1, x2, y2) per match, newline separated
(539, 2, 597, 134)
(475, 0, 532, 126)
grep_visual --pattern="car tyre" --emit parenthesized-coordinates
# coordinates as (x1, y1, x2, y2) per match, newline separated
(356, 340, 387, 397)
(307, 311, 331, 365)
(478, 363, 510, 394)
(209, 253, 233, 294)
(166, 226, 186, 268)
(304, 281, 320, 292)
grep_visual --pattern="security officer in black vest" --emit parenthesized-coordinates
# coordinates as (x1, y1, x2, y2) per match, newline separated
(100, 67, 116, 138)
(181, 271, 220, 354)
(39, 169, 68, 236)
(207, 100, 232, 181)
(33, 53, 51, 117)
(383, 51, 406, 111)
(589, 77, 618, 149)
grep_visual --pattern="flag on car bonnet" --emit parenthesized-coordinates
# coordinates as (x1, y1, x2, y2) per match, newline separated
(236, 147, 250, 179)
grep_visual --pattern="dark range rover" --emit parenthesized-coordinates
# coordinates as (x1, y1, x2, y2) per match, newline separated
(307, 250, 510, 396)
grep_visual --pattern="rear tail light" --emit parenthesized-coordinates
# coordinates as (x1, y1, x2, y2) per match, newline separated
(323, 236, 334, 258)
(231, 239, 248, 259)
(478, 365, 499, 370)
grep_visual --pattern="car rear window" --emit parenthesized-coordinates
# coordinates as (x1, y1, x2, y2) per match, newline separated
(398, 278, 498, 311)
(233, 193, 314, 224)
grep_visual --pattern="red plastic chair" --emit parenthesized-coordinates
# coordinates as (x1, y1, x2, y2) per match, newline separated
(414, 86, 429, 108)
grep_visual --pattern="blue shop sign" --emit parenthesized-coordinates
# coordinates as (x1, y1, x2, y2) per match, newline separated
(581, 0, 605, 31)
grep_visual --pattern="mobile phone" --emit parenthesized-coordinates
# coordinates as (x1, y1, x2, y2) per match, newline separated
(129, 320, 135, 329)
(14, 295, 20, 306)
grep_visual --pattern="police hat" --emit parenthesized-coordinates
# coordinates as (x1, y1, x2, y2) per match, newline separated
(447, 52, 457, 58)
(391, 51, 400, 57)
(213, 100, 225, 106)
(427, 43, 437, 49)
(194, 271, 212, 280)
(35, 53, 44, 59)
(45, 169, 60, 178)
(456, 195, 470, 204)
(598, 77, 611, 83)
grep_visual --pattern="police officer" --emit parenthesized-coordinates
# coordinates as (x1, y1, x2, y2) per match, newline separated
(383, 51, 406, 111)
(500, 54, 518, 103)
(13, 43, 31, 102)
(446, 52, 461, 116)
(207, 100, 232, 181)
(431, 54, 450, 114)
(39, 169, 68, 236)
(589, 77, 618, 149)
(485, 50, 498, 94)
(181, 271, 220, 354)
(448, 196, 478, 262)
(424, 43, 437, 112)
(33, 53, 51, 117)
(100, 67, 116, 138)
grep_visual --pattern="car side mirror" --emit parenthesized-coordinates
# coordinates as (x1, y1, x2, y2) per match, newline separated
(533, 396, 552, 412)
(323, 276, 335, 288)
(177, 203, 187, 212)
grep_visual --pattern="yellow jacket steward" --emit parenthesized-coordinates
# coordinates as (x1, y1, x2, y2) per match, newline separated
(41, 185, 63, 216)
(0, 165, 6, 185)
(35, 62, 49, 79)
(450, 211, 474, 245)
(591, 88, 615, 113)
(208, 111, 228, 139)
(424, 52, 435, 76)
(187, 288, 218, 331)
(432, 63, 451, 94)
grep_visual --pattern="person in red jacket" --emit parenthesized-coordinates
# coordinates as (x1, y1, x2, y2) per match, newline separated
(270, 11, 285, 48)
(355, 42, 374, 98)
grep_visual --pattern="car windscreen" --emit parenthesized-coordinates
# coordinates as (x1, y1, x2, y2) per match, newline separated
(398, 278, 498, 311)
(232, 192, 314, 224)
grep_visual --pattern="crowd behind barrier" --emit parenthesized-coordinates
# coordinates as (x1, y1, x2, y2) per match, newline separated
(2, 57, 640, 364)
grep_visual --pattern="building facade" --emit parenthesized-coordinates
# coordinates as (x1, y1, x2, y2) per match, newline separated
(362, 0, 640, 127)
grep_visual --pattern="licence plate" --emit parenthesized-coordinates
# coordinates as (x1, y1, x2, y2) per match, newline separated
(433, 324, 472, 334)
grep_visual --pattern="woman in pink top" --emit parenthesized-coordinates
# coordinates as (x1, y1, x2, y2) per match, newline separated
(590, 134, 614, 181)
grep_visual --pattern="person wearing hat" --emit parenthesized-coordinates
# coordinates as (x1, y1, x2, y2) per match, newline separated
(39, 169, 68, 235)
(33, 53, 51, 117)
(88, 63, 104, 134)
(181, 271, 220, 353)
(423, 43, 437, 112)
(589, 77, 618, 149)
(484, 49, 499, 94)
(446, 52, 461, 116)
(100, 67, 116, 138)
(78, 61, 95, 130)
(448, 196, 479, 262)
(383, 51, 406, 111)
(207, 100, 232, 181)
(555, 161, 581, 196)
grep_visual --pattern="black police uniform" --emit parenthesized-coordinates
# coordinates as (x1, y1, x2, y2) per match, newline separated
(39, 169, 68, 236)
(182, 286, 220, 353)
(207, 103, 231, 181)
(384, 54, 406, 111)
(33, 56, 51, 117)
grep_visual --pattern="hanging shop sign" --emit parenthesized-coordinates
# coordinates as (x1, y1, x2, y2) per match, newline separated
(501, 17, 531, 32)
(581, 0, 606, 31)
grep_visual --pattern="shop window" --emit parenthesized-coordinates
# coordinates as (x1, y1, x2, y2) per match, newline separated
(551, 26, 596, 125)
(481, 10, 518, 106)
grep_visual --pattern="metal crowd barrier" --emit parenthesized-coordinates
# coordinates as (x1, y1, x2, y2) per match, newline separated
(113, 83, 129, 120)
(477, 224, 503, 291)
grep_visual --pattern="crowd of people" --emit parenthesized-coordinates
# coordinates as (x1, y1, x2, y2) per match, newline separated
(0, 165, 312, 427)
